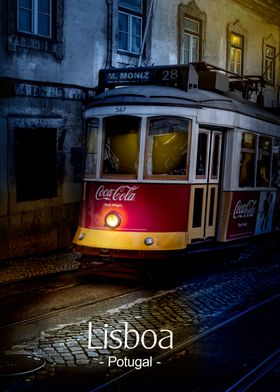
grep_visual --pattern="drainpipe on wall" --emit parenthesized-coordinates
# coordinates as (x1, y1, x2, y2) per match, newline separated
(138, 0, 154, 67)
(105, 0, 113, 68)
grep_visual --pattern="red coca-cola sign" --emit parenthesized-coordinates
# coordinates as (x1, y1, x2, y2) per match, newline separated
(95, 185, 139, 202)
(227, 192, 259, 240)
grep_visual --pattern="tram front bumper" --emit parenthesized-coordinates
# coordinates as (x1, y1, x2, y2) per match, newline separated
(73, 227, 188, 252)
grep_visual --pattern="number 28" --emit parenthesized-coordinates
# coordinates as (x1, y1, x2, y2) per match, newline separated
(162, 69, 179, 81)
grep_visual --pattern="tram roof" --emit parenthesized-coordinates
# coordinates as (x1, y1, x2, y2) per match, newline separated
(85, 85, 280, 126)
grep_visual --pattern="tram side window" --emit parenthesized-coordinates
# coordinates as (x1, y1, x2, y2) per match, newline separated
(84, 118, 99, 179)
(272, 138, 280, 188)
(146, 117, 190, 177)
(239, 132, 256, 187)
(102, 116, 140, 176)
(257, 136, 272, 187)
(211, 133, 222, 179)
(196, 132, 208, 177)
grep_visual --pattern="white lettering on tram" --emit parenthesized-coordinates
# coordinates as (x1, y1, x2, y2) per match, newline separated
(95, 185, 139, 202)
(118, 71, 150, 81)
(233, 199, 257, 219)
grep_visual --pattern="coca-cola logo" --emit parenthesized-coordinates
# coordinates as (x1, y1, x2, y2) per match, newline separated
(95, 185, 139, 202)
(233, 199, 257, 219)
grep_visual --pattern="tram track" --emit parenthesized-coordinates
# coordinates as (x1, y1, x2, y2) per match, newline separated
(0, 259, 154, 331)
(0, 285, 145, 331)
(0, 257, 246, 332)
(0, 253, 230, 331)
(225, 347, 280, 392)
(89, 291, 280, 391)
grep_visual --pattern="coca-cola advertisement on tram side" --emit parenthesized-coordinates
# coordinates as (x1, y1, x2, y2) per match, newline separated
(227, 192, 259, 240)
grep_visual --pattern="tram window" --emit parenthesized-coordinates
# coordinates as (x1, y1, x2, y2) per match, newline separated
(208, 187, 215, 227)
(241, 132, 256, 149)
(84, 118, 99, 179)
(196, 132, 208, 177)
(257, 137, 272, 187)
(146, 117, 190, 177)
(102, 116, 140, 176)
(192, 188, 204, 227)
(239, 132, 256, 187)
(211, 134, 221, 179)
(272, 139, 280, 188)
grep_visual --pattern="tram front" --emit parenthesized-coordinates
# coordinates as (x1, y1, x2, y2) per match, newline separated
(73, 65, 200, 257)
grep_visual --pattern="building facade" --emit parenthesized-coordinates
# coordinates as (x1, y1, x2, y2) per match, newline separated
(0, 0, 279, 260)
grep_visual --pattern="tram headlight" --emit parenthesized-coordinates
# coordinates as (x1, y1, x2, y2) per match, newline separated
(105, 211, 121, 229)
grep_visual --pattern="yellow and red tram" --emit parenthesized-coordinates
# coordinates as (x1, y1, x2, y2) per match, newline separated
(73, 64, 280, 258)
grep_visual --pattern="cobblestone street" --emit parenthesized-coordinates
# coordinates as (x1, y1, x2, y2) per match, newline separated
(11, 263, 280, 364)
(0, 250, 81, 284)
(1, 241, 280, 391)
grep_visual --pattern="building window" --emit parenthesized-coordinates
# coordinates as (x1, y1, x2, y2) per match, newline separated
(229, 32, 244, 74)
(8, 0, 63, 59)
(118, 0, 144, 54)
(183, 16, 201, 63)
(264, 45, 276, 85)
(18, 0, 52, 38)
(15, 128, 57, 202)
(179, 3, 206, 64)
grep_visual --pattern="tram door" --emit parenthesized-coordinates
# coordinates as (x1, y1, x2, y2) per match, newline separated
(188, 129, 223, 242)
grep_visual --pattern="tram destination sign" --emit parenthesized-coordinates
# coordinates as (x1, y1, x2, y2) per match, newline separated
(98, 64, 198, 93)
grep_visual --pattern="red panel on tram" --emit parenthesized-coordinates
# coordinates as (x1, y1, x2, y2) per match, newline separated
(227, 192, 259, 240)
(81, 183, 191, 233)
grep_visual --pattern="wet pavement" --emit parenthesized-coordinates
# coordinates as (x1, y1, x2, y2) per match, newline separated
(7, 263, 280, 359)
(0, 249, 81, 284)
(0, 239, 280, 391)
(101, 293, 280, 392)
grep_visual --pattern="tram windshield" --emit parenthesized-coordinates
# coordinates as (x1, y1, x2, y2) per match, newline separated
(103, 115, 140, 176)
(146, 117, 190, 177)
(84, 118, 99, 179)
(84, 115, 191, 180)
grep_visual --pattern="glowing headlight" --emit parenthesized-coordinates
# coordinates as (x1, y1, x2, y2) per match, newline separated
(105, 211, 121, 228)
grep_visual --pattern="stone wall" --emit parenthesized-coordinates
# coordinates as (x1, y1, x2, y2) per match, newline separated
(0, 81, 87, 260)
